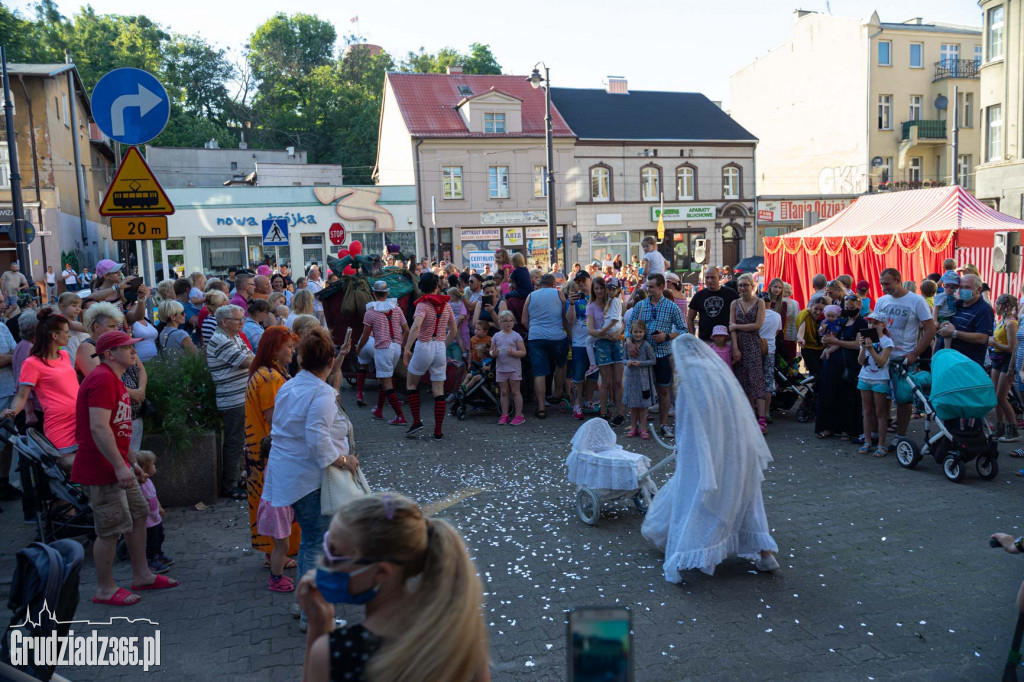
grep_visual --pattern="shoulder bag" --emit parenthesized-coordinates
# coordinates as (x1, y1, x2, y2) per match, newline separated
(320, 390, 370, 515)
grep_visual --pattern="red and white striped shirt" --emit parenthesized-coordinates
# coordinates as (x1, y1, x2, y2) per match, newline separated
(414, 300, 454, 343)
(363, 307, 401, 349)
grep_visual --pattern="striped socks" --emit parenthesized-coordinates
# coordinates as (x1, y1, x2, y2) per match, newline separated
(406, 389, 421, 424)
(433, 397, 446, 437)
(386, 389, 403, 419)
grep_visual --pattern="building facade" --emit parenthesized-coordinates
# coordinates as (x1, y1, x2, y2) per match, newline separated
(0, 63, 115, 280)
(975, 0, 1024, 218)
(375, 70, 576, 269)
(552, 82, 757, 271)
(145, 144, 310, 188)
(730, 11, 982, 197)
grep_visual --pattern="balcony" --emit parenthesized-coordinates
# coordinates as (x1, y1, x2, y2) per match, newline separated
(901, 119, 946, 141)
(933, 58, 980, 81)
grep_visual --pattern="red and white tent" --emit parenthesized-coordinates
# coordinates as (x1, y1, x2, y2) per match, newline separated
(763, 186, 1024, 306)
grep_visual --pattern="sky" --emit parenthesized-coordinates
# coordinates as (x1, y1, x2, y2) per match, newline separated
(12, 0, 984, 105)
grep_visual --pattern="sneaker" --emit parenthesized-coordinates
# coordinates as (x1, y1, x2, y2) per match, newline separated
(640, 430, 652, 440)
(370, 408, 384, 420)
(573, 405, 584, 420)
(433, 433, 444, 440)
(648, 403, 660, 415)
(405, 422, 424, 438)
(583, 401, 600, 414)
(510, 415, 525, 426)
(994, 422, 1006, 439)
(1001, 425, 1021, 443)
(148, 560, 169, 575)
(268, 574, 295, 593)
(585, 365, 600, 377)
(156, 553, 174, 566)
(355, 391, 365, 406)
(388, 415, 407, 426)
(610, 415, 626, 428)
(754, 554, 780, 572)
(626, 427, 638, 438)
(659, 424, 674, 439)
(497, 414, 509, 425)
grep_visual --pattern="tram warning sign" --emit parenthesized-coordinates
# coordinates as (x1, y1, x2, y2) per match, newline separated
(100, 147, 174, 217)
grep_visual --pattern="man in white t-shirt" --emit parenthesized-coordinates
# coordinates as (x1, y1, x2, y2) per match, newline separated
(872, 267, 936, 438)
(61, 263, 79, 292)
(759, 303, 782, 414)
(306, 265, 325, 324)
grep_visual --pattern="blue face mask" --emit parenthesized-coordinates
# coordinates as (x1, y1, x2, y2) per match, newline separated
(958, 288, 974, 302)
(315, 564, 378, 605)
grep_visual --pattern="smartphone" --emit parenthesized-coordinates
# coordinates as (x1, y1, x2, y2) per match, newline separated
(343, 327, 353, 348)
(567, 607, 632, 682)
(483, 295, 494, 307)
(863, 327, 879, 343)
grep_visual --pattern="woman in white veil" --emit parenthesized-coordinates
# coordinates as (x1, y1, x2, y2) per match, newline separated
(641, 333, 779, 578)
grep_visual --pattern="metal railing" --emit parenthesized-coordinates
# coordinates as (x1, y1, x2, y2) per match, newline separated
(934, 58, 980, 80)
(901, 119, 946, 141)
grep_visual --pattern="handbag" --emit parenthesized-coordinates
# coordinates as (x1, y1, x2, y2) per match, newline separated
(759, 337, 769, 357)
(320, 464, 371, 516)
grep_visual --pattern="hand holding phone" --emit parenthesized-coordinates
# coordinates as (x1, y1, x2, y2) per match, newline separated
(568, 607, 632, 682)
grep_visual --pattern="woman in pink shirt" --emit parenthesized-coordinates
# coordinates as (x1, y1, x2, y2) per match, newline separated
(2, 309, 80, 458)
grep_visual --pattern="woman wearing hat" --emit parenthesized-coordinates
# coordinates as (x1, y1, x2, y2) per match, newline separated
(815, 294, 866, 440)
(857, 311, 894, 456)
(82, 259, 150, 326)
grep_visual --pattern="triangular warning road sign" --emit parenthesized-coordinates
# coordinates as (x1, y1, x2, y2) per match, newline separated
(100, 147, 174, 217)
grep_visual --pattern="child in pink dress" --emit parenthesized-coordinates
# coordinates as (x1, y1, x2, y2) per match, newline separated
(257, 438, 296, 592)
(710, 325, 735, 366)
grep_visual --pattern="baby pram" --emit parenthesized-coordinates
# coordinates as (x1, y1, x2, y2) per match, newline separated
(449, 358, 501, 420)
(892, 349, 999, 483)
(772, 354, 816, 423)
(566, 420, 674, 525)
(0, 419, 93, 543)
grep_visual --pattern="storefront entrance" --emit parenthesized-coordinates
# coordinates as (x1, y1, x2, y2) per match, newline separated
(722, 224, 742, 269)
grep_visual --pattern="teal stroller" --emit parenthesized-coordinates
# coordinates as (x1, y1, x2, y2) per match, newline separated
(893, 349, 999, 483)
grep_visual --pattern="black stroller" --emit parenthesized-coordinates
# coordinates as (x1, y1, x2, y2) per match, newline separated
(0, 419, 93, 543)
(449, 358, 501, 420)
(772, 354, 816, 423)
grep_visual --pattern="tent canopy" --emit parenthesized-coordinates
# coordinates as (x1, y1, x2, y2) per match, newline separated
(764, 186, 1024, 307)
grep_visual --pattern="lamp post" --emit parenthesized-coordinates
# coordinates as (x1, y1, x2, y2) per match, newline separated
(527, 64, 564, 274)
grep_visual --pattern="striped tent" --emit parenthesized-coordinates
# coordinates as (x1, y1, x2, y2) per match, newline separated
(763, 186, 1024, 306)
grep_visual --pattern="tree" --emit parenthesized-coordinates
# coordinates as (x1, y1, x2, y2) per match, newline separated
(399, 43, 502, 75)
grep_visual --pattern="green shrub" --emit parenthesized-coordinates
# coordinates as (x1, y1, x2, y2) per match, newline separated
(143, 352, 221, 449)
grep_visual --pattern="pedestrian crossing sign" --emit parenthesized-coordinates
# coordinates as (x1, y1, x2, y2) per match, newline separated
(262, 218, 289, 246)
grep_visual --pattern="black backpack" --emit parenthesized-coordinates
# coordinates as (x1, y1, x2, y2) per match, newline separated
(3, 540, 84, 680)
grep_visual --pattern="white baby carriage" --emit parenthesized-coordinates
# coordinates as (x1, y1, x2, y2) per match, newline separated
(566, 419, 675, 525)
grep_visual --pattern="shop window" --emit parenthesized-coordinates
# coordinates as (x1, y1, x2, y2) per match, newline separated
(201, 237, 246, 276)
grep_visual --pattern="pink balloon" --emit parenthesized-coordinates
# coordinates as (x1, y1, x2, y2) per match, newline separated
(343, 265, 356, 275)
(337, 249, 350, 259)
(348, 240, 363, 255)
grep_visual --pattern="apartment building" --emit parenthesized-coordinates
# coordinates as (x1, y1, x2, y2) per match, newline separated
(0, 63, 115, 276)
(730, 11, 982, 197)
(375, 69, 576, 269)
(551, 80, 757, 271)
(975, 0, 1024, 218)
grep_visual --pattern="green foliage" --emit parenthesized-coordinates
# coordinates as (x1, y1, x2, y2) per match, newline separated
(399, 43, 502, 75)
(143, 351, 220, 449)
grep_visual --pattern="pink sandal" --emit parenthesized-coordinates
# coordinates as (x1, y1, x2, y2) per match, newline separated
(639, 429, 651, 440)
(268, 574, 295, 592)
(626, 427, 638, 438)
(757, 417, 768, 433)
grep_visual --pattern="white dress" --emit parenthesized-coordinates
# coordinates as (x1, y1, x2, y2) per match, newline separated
(641, 334, 778, 578)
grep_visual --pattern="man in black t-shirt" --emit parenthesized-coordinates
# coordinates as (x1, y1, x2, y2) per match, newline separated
(686, 267, 739, 341)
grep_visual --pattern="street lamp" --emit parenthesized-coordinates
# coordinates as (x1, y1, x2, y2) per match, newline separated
(527, 64, 564, 274)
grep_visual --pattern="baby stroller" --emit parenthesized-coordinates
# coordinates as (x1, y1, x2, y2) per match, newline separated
(566, 419, 674, 525)
(449, 358, 501, 420)
(773, 354, 816, 423)
(0, 419, 93, 543)
(892, 349, 999, 483)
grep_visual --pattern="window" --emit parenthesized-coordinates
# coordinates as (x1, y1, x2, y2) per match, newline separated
(722, 165, 740, 199)
(350, 231, 417, 259)
(988, 6, 1004, 60)
(881, 157, 894, 183)
(676, 165, 695, 200)
(442, 166, 463, 199)
(878, 95, 892, 130)
(484, 113, 505, 134)
(0, 143, 9, 189)
(878, 40, 891, 66)
(962, 92, 974, 128)
(230, 161, 238, 171)
(909, 95, 922, 121)
(975, 45, 983, 66)
(61, 95, 69, 127)
(533, 165, 547, 198)
(488, 166, 509, 198)
(641, 165, 660, 202)
(590, 231, 628, 265)
(987, 104, 1003, 161)
(958, 154, 972, 189)
(590, 166, 610, 201)
(201, 237, 246, 276)
(909, 43, 923, 68)
(909, 157, 922, 184)
(940, 43, 959, 68)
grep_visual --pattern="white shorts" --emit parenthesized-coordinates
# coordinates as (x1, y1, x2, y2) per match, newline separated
(357, 337, 376, 366)
(373, 343, 402, 378)
(408, 340, 447, 381)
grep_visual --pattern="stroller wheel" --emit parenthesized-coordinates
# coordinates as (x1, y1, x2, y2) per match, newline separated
(456, 405, 467, 421)
(576, 488, 601, 526)
(632, 492, 650, 513)
(976, 456, 999, 480)
(942, 454, 966, 483)
(795, 406, 812, 423)
(894, 438, 922, 469)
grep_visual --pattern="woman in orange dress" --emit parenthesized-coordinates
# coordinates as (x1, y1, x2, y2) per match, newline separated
(244, 326, 301, 565)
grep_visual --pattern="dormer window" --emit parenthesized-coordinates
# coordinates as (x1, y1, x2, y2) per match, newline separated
(484, 113, 506, 134)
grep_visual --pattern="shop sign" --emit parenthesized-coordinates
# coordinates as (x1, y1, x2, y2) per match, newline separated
(758, 198, 855, 223)
(480, 210, 546, 226)
(503, 227, 524, 246)
(215, 211, 317, 227)
(460, 228, 500, 241)
(469, 251, 495, 272)
(651, 205, 716, 222)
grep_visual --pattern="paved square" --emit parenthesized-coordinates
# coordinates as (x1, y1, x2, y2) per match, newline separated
(3, 393, 1023, 681)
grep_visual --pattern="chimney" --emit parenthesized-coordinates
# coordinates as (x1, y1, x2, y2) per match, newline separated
(794, 9, 815, 19)
(447, 65, 463, 75)
(606, 76, 628, 95)
(239, 131, 248, 150)
(903, 17, 923, 25)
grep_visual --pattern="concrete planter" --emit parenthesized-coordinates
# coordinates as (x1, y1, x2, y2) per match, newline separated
(141, 430, 220, 508)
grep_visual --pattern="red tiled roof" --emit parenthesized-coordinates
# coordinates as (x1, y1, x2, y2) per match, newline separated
(386, 72, 575, 138)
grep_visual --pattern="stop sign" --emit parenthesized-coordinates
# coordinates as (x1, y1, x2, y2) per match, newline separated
(329, 223, 346, 246)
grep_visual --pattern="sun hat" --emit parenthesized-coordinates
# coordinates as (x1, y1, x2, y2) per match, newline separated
(711, 325, 729, 337)
(823, 304, 842, 316)
(95, 260, 124, 280)
(864, 311, 887, 323)
(941, 271, 961, 286)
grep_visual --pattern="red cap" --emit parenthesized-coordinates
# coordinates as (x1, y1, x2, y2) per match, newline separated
(856, 280, 870, 291)
(94, 330, 141, 356)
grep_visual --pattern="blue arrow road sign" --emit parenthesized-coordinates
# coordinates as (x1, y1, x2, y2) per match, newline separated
(90, 68, 170, 146)
(262, 218, 289, 246)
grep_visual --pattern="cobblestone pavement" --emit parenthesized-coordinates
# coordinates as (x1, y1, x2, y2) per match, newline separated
(3, 389, 1024, 681)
